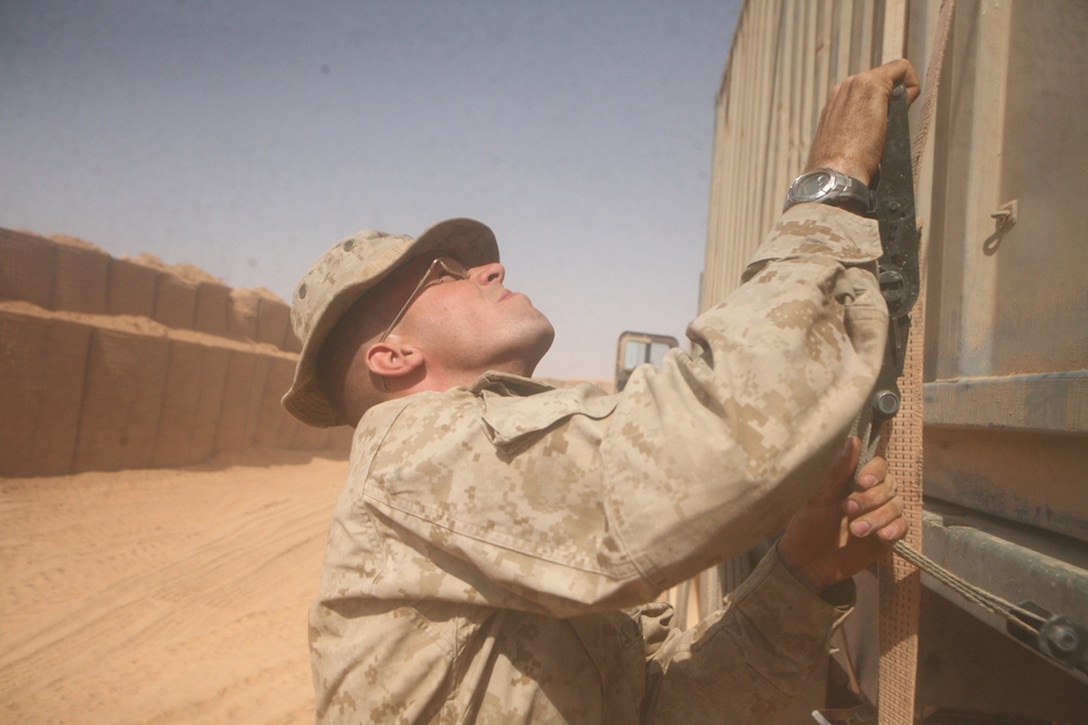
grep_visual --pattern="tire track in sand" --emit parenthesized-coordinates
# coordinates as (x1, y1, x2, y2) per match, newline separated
(0, 449, 349, 723)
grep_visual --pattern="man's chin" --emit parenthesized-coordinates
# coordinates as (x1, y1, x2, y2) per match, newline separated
(513, 324, 556, 378)
(534, 321, 556, 361)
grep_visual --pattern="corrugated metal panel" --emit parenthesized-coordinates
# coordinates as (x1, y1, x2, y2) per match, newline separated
(704, 0, 1088, 542)
(702, 0, 888, 313)
(701, 2, 1088, 710)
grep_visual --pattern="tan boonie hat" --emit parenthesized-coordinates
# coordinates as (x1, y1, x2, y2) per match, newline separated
(282, 217, 499, 427)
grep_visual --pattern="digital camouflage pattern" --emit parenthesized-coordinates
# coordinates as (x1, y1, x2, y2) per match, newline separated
(308, 204, 886, 723)
(283, 218, 500, 428)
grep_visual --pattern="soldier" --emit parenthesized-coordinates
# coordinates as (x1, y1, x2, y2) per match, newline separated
(283, 59, 918, 723)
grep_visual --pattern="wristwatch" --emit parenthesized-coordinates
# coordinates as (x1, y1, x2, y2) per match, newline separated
(783, 168, 871, 214)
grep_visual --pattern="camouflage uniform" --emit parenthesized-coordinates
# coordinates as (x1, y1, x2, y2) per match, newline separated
(309, 205, 885, 723)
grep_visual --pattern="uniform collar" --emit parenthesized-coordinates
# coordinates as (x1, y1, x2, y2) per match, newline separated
(468, 371, 556, 397)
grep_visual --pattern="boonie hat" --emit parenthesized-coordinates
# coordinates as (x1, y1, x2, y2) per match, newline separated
(282, 217, 499, 427)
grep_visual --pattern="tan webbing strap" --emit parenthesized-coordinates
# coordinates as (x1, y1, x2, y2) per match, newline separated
(877, 314, 925, 725)
(912, 0, 957, 181)
(874, 2, 956, 723)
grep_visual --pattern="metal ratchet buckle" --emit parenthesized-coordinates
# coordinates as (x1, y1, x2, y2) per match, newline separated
(868, 83, 920, 426)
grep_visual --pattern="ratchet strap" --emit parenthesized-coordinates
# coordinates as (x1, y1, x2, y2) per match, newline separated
(861, 5, 957, 721)
(864, 77, 925, 725)
(820, 4, 1082, 723)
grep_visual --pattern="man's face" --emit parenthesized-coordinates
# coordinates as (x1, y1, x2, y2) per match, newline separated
(382, 254, 555, 380)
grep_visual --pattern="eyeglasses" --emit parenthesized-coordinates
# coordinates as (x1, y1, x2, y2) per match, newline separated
(378, 256, 471, 342)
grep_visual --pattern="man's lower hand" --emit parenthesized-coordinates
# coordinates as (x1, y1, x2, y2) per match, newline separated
(778, 436, 909, 594)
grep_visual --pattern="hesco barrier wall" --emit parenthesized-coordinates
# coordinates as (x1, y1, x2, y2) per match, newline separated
(0, 227, 352, 477)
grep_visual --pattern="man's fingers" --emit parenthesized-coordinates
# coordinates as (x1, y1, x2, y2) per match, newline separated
(846, 468, 896, 513)
(848, 497, 906, 539)
(844, 58, 920, 104)
(806, 58, 920, 183)
(855, 454, 888, 491)
(877, 517, 909, 542)
(877, 58, 921, 103)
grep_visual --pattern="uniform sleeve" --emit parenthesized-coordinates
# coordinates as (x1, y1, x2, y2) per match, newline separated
(350, 204, 885, 615)
(598, 204, 886, 594)
(637, 545, 854, 724)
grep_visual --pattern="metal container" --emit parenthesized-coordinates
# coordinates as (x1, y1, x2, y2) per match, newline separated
(698, 0, 1088, 718)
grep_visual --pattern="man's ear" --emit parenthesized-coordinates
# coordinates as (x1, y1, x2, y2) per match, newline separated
(365, 341, 424, 382)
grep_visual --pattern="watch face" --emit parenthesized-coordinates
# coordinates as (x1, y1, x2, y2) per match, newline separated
(796, 170, 833, 199)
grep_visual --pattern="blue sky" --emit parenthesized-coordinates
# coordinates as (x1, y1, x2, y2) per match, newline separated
(1, 0, 742, 380)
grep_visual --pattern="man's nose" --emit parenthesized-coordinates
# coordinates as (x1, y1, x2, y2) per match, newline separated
(471, 262, 505, 285)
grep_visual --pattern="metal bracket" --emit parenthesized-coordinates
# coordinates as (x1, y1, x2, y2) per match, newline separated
(812, 704, 878, 725)
(990, 199, 1019, 230)
(984, 199, 1019, 255)
(1008, 601, 1088, 675)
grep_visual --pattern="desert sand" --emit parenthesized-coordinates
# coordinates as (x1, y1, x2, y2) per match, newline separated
(0, 447, 349, 723)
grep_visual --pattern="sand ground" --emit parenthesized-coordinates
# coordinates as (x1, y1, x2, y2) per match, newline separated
(1, 448, 349, 724)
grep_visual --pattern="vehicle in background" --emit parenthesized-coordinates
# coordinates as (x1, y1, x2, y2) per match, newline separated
(613, 331, 678, 392)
